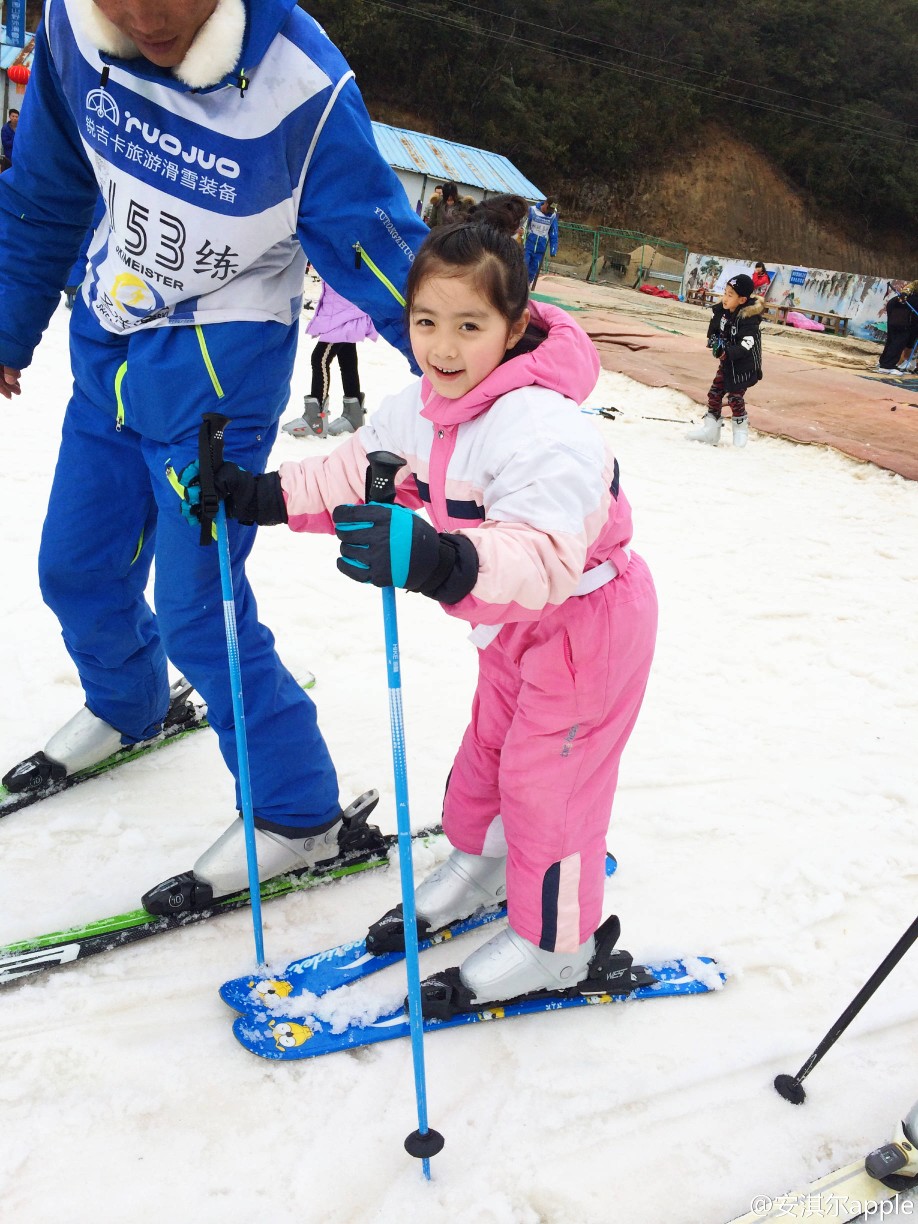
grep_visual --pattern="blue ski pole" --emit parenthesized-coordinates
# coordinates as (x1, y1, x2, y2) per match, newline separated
(197, 413, 266, 968)
(364, 450, 445, 1179)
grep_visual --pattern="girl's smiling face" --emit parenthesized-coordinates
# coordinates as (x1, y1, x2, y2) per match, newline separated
(409, 271, 529, 399)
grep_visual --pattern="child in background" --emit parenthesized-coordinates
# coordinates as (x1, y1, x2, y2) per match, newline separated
(688, 272, 764, 448)
(183, 195, 658, 1013)
(751, 261, 771, 298)
(282, 281, 378, 438)
(426, 182, 470, 227)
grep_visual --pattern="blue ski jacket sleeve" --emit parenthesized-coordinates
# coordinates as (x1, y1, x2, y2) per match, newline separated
(0, 24, 98, 370)
(296, 77, 424, 361)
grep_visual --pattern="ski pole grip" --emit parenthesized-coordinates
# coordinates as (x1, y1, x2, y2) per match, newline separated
(365, 450, 406, 506)
(197, 412, 231, 547)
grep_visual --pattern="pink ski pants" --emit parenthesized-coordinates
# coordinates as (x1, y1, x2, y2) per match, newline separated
(443, 553, 658, 951)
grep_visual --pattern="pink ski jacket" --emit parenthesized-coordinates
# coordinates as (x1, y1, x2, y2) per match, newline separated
(279, 300, 634, 627)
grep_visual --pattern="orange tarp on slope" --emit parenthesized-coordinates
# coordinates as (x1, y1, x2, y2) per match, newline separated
(576, 311, 918, 481)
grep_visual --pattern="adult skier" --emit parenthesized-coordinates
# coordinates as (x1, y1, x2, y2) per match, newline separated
(524, 198, 558, 286)
(0, 0, 428, 912)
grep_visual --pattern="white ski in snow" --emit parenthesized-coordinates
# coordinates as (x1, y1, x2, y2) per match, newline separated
(729, 1099, 918, 1221)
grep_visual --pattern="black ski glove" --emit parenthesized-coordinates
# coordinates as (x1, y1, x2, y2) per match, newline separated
(178, 459, 288, 526)
(332, 502, 478, 603)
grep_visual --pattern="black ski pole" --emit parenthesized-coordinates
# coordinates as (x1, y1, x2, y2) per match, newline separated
(775, 914, 918, 1104)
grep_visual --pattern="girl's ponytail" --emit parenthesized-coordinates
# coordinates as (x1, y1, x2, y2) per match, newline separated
(406, 193, 530, 326)
(466, 194, 528, 237)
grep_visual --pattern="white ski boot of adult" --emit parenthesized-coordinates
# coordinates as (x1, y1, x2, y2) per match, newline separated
(458, 926, 596, 1008)
(366, 847, 507, 952)
(3, 706, 125, 794)
(327, 394, 366, 436)
(687, 413, 721, 445)
(141, 790, 383, 916)
(731, 416, 749, 448)
(2, 678, 200, 795)
(282, 396, 327, 438)
(46, 706, 126, 774)
(191, 815, 345, 898)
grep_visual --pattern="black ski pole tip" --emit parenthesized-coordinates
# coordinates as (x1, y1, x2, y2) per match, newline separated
(774, 1074, 807, 1104)
(404, 1128, 445, 1160)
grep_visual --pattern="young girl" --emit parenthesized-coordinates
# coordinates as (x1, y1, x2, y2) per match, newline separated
(751, 261, 771, 298)
(281, 281, 378, 439)
(186, 195, 658, 1012)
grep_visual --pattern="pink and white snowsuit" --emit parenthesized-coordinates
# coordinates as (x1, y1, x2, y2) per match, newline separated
(278, 301, 658, 950)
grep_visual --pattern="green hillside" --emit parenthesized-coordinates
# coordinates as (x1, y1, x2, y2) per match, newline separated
(304, 0, 917, 241)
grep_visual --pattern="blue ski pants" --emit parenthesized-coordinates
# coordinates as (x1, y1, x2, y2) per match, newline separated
(37, 300, 340, 828)
(525, 237, 548, 283)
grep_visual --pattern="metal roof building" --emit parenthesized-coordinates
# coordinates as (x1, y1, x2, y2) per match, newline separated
(371, 121, 543, 215)
(1, 32, 34, 73)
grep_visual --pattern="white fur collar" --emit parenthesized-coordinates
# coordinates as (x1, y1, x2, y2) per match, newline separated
(71, 0, 247, 89)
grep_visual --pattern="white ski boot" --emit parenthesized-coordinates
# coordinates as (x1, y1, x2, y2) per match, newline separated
(2, 706, 122, 793)
(457, 925, 595, 1007)
(731, 416, 749, 448)
(328, 394, 366, 436)
(687, 413, 721, 445)
(366, 846, 507, 952)
(141, 790, 383, 915)
(282, 396, 327, 438)
(192, 816, 344, 894)
(1, 678, 198, 794)
(417, 913, 653, 1018)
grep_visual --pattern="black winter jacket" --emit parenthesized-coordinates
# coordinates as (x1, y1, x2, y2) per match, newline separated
(707, 296, 765, 392)
(885, 292, 918, 343)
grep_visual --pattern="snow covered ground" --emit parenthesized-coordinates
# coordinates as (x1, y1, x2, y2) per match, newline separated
(1, 294, 916, 1224)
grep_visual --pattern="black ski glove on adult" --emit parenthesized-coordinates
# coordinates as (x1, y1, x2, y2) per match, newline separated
(178, 459, 288, 527)
(332, 502, 479, 604)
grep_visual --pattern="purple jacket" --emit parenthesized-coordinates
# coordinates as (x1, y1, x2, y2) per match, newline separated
(306, 282, 379, 344)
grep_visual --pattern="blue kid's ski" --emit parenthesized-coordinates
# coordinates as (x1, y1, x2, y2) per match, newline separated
(219, 854, 618, 1013)
(231, 957, 725, 1061)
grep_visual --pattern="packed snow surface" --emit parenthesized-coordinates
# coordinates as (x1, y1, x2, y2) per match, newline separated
(1, 298, 916, 1223)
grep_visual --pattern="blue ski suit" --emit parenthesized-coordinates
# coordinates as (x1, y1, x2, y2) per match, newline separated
(0, 0, 428, 829)
(524, 202, 558, 283)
